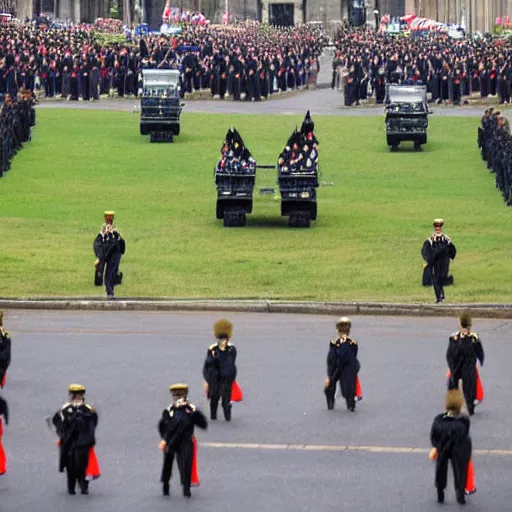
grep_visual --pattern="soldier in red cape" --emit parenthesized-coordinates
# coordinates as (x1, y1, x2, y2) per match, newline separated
(203, 319, 238, 421)
(0, 311, 12, 389)
(51, 384, 99, 495)
(430, 389, 473, 505)
(446, 312, 485, 416)
(324, 317, 362, 412)
(0, 395, 8, 475)
(158, 384, 208, 498)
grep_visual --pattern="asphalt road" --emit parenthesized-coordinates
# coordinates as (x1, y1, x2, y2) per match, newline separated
(0, 310, 510, 511)
(35, 89, 488, 117)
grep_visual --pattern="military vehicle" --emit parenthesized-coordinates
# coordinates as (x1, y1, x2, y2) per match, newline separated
(215, 128, 256, 227)
(214, 112, 319, 228)
(140, 69, 183, 143)
(385, 84, 431, 151)
(278, 112, 319, 228)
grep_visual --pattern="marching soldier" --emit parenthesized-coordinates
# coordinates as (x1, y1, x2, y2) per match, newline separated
(158, 384, 208, 498)
(0, 311, 11, 389)
(421, 219, 457, 303)
(446, 312, 485, 416)
(324, 317, 361, 412)
(51, 384, 99, 495)
(430, 389, 473, 505)
(0, 394, 8, 475)
(203, 319, 238, 421)
(93, 211, 126, 299)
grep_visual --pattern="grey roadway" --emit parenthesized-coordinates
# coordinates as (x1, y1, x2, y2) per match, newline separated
(33, 51, 490, 117)
(0, 310, 511, 512)
(35, 87, 491, 117)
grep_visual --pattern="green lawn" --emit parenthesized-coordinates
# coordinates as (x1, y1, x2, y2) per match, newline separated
(0, 109, 510, 302)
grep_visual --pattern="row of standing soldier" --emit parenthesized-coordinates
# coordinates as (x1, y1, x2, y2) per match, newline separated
(478, 108, 512, 206)
(332, 56, 512, 107)
(0, 88, 36, 178)
(0, 310, 486, 505)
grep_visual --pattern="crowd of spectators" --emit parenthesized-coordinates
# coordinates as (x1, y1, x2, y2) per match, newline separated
(0, 20, 324, 102)
(331, 23, 512, 106)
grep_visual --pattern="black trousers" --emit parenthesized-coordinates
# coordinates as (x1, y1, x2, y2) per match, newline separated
(210, 377, 233, 419)
(435, 446, 470, 499)
(161, 440, 193, 492)
(324, 377, 339, 409)
(448, 367, 476, 415)
(102, 252, 122, 296)
(65, 446, 90, 493)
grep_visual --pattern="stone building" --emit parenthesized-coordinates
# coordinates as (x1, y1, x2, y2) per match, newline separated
(13, 0, 512, 35)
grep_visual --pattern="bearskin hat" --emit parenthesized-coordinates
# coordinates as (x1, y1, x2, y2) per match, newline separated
(214, 319, 233, 340)
(445, 389, 464, 414)
(459, 311, 472, 329)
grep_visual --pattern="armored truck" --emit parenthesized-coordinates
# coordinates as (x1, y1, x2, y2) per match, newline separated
(140, 69, 183, 143)
(215, 128, 256, 227)
(385, 84, 430, 151)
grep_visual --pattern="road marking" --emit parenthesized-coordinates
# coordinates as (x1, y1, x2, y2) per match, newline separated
(200, 442, 512, 457)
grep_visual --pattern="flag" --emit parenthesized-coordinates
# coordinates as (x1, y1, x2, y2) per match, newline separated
(191, 437, 199, 486)
(231, 381, 243, 402)
(85, 447, 101, 481)
(355, 376, 363, 400)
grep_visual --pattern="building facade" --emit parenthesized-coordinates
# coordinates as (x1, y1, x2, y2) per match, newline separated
(13, 0, 512, 34)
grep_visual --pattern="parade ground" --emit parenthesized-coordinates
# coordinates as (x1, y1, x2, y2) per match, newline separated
(0, 310, 511, 511)
(1, 104, 511, 303)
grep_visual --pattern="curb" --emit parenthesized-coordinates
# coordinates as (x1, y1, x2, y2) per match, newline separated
(0, 299, 511, 319)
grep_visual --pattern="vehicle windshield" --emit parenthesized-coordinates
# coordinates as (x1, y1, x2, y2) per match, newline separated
(387, 102, 426, 113)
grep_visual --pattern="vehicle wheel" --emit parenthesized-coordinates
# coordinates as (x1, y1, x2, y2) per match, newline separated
(414, 141, 422, 152)
(223, 209, 246, 227)
(289, 211, 311, 228)
(390, 145, 398, 152)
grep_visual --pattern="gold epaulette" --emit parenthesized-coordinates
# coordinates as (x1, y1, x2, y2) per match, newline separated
(470, 332, 480, 342)
(86, 404, 95, 413)
(208, 343, 217, 350)
(349, 338, 357, 345)
(0, 327, 8, 337)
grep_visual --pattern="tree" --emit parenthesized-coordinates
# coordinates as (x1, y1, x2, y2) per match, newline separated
(123, 0, 131, 26)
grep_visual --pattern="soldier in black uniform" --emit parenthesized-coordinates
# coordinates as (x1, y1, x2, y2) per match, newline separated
(158, 383, 208, 498)
(430, 389, 472, 505)
(421, 219, 457, 303)
(324, 317, 360, 412)
(51, 384, 99, 495)
(0, 311, 11, 389)
(203, 319, 237, 422)
(93, 211, 126, 299)
(446, 312, 485, 416)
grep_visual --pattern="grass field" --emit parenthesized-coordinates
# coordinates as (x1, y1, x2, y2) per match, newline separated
(0, 109, 510, 302)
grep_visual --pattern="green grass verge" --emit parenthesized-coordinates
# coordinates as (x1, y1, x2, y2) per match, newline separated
(0, 109, 510, 302)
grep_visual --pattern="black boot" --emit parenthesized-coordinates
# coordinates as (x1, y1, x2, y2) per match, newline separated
(457, 490, 466, 505)
(224, 404, 232, 422)
(326, 397, 335, 410)
(163, 482, 170, 496)
(183, 487, 191, 498)
(210, 402, 218, 420)
(437, 489, 444, 503)
(80, 479, 89, 495)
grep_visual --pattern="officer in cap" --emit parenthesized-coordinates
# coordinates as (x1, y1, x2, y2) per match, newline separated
(324, 317, 361, 412)
(158, 383, 207, 498)
(93, 211, 126, 299)
(52, 384, 99, 495)
(421, 219, 457, 303)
